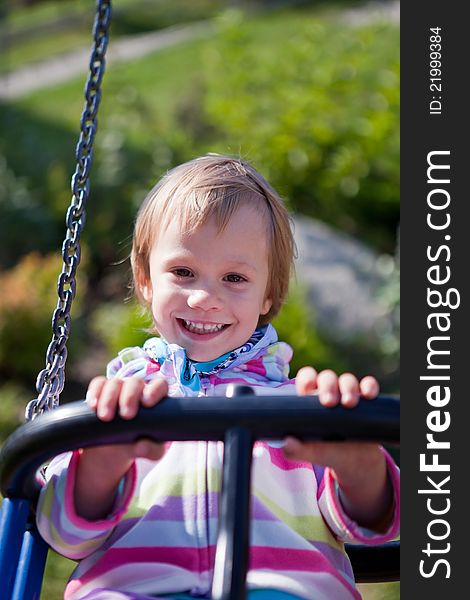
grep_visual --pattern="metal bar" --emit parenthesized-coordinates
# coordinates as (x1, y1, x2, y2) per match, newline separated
(11, 521, 49, 600)
(211, 426, 253, 600)
(346, 540, 400, 583)
(0, 394, 399, 501)
(0, 498, 30, 599)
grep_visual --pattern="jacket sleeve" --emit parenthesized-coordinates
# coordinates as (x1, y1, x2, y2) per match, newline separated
(36, 449, 136, 560)
(35, 346, 153, 560)
(317, 447, 400, 544)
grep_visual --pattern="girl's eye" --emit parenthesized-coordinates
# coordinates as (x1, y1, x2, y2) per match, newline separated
(173, 268, 193, 278)
(225, 273, 246, 283)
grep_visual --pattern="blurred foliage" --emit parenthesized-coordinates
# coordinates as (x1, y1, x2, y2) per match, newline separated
(1, 0, 224, 73)
(273, 286, 346, 376)
(373, 245, 400, 379)
(0, 251, 86, 381)
(0, 155, 56, 267)
(90, 299, 153, 360)
(198, 11, 399, 251)
(0, 382, 26, 440)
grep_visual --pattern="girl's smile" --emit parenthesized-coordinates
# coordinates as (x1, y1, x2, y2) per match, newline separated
(178, 318, 229, 336)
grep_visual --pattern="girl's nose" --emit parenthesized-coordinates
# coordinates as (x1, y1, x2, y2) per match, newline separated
(187, 288, 223, 311)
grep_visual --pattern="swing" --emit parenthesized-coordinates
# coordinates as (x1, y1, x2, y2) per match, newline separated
(0, 2, 400, 599)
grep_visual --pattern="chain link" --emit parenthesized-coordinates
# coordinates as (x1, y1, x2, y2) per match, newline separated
(26, 0, 112, 421)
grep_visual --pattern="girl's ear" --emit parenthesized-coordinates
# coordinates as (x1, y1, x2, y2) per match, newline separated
(261, 297, 272, 316)
(141, 282, 152, 303)
(135, 268, 152, 303)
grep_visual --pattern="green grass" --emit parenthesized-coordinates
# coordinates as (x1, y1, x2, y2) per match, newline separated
(10, 3, 398, 151)
(3, 0, 87, 32)
(2, 29, 92, 74)
(12, 25, 206, 117)
(41, 551, 76, 599)
(359, 582, 400, 600)
(1, 0, 223, 74)
(0, 29, 91, 73)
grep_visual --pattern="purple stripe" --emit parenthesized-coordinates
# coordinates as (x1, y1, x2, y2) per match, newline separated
(144, 492, 218, 521)
(306, 540, 354, 580)
(312, 464, 325, 493)
(77, 588, 160, 600)
(141, 492, 313, 523)
(99, 518, 144, 551)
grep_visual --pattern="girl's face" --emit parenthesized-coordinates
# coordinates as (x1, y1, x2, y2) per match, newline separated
(141, 204, 272, 362)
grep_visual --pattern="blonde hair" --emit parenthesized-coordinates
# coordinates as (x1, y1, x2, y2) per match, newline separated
(131, 155, 296, 325)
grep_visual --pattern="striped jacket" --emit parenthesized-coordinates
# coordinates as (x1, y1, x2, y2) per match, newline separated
(36, 327, 400, 600)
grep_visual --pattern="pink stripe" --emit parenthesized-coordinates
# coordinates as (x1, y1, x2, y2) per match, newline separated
(75, 543, 355, 587)
(243, 356, 267, 376)
(322, 447, 400, 543)
(317, 470, 326, 497)
(254, 442, 313, 472)
(250, 545, 335, 572)
(70, 545, 360, 600)
(212, 374, 256, 386)
(381, 448, 401, 540)
(146, 361, 161, 375)
(75, 546, 216, 585)
(249, 547, 360, 596)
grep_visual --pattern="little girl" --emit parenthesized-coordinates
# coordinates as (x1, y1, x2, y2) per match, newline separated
(36, 155, 399, 600)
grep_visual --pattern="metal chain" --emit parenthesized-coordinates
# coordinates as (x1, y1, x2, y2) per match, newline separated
(26, 0, 112, 421)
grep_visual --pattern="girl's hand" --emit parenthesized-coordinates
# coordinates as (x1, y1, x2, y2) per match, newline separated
(74, 376, 169, 520)
(284, 367, 392, 531)
(85, 375, 169, 462)
(295, 366, 379, 408)
(87, 375, 168, 422)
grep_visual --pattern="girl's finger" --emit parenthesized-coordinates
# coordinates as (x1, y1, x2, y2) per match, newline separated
(119, 377, 145, 419)
(338, 372, 360, 408)
(295, 366, 318, 396)
(316, 369, 340, 407)
(360, 376, 380, 399)
(141, 376, 169, 407)
(86, 376, 107, 410)
(96, 378, 123, 421)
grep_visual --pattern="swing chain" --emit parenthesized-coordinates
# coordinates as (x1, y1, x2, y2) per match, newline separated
(26, 0, 112, 421)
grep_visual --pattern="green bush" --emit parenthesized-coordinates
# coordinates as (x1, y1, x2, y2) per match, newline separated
(272, 286, 346, 376)
(91, 299, 153, 361)
(0, 154, 57, 268)
(195, 11, 399, 252)
(0, 382, 28, 441)
(0, 252, 86, 382)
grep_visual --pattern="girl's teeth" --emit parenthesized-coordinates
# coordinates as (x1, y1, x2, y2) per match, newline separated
(183, 320, 224, 334)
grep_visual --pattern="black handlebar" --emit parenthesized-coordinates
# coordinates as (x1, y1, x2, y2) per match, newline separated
(0, 393, 399, 501)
